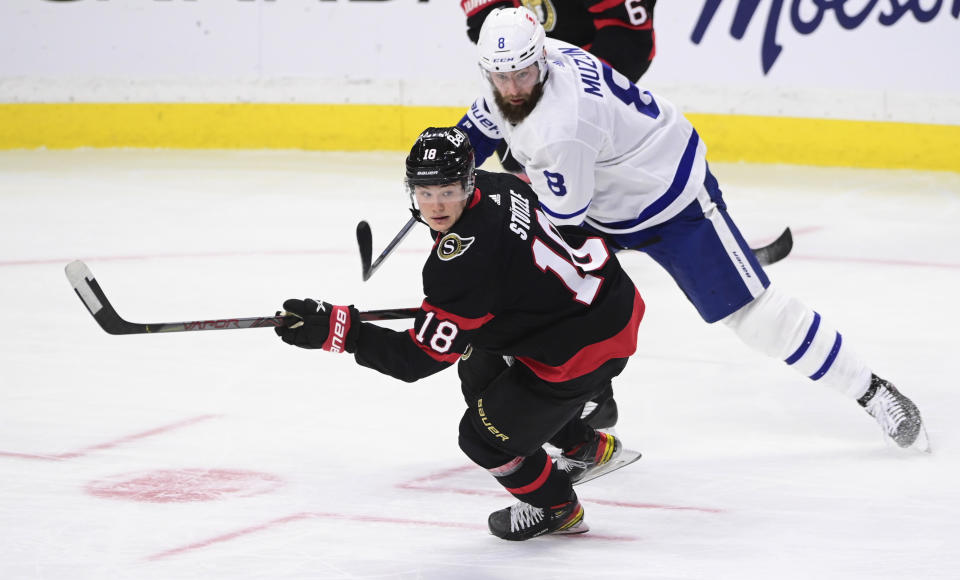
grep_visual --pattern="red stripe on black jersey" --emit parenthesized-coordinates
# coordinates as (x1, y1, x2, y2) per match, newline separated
(588, 0, 628, 11)
(594, 17, 653, 31)
(421, 300, 494, 330)
(467, 187, 482, 209)
(460, 0, 515, 18)
(517, 288, 644, 382)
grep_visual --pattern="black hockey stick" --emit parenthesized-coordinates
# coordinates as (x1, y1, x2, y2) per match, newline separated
(65, 260, 417, 336)
(357, 214, 792, 279)
(356, 216, 418, 281)
(752, 227, 793, 266)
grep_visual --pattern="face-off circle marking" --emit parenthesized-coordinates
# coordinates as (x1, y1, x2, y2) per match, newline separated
(86, 469, 284, 503)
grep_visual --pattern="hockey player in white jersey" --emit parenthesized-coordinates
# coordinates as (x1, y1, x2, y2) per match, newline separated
(457, 7, 928, 450)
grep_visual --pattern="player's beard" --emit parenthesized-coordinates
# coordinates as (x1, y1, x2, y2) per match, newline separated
(493, 82, 544, 125)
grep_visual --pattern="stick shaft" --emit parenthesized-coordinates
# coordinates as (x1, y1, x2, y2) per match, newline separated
(65, 260, 417, 336)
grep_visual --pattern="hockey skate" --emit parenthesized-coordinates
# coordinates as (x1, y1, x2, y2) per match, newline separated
(580, 394, 618, 430)
(488, 495, 588, 541)
(556, 431, 641, 485)
(858, 374, 929, 452)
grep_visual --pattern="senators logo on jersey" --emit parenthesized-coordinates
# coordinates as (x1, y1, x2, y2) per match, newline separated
(437, 233, 476, 261)
(523, 0, 558, 32)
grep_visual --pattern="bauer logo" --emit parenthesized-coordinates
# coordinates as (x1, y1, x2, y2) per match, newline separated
(327, 307, 350, 353)
(437, 233, 475, 261)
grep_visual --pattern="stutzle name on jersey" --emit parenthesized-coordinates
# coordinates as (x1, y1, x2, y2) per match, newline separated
(508, 189, 532, 240)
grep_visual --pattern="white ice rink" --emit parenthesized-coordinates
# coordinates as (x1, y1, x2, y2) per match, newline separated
(1, 149, 959, 579)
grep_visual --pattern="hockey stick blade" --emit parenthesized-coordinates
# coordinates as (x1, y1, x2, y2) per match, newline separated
(66, 260, 158, 335)
(65, 260, 417, 335)
(752, 227, 793, 266)
(357, 216, 418, 281)
(356, 221, 374, 281)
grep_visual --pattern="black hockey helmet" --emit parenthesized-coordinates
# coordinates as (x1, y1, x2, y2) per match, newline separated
(404, 126, 476, 198)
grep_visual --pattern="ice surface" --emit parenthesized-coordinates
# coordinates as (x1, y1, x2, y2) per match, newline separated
(1, 150, 958, 579)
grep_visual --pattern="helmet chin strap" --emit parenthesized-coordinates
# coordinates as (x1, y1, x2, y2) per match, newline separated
(409, 205, 425, 226)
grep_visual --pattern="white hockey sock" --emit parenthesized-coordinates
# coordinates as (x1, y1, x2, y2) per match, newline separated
(723, 285, 871, 399)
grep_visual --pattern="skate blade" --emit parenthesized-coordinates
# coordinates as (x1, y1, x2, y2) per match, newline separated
(572, 448, 642, 486)
(553, 520, 590, 536)
(910, 424, 932, 454)
(884, 424, 932, 454)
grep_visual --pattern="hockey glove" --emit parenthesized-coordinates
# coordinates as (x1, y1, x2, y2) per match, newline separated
(276, 298, 360, 353)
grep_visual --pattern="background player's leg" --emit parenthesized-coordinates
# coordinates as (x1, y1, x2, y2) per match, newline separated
(631, 169, 926, 449)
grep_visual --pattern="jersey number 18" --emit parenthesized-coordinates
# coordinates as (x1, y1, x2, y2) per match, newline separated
(532, 210, 609, 305)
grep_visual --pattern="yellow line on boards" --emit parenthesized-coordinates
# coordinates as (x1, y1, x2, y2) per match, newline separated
(0, 103, 464, 151)
(1, 103, 957, 172)
(688, 113, 960, 172)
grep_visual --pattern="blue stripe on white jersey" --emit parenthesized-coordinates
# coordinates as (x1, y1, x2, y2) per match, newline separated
(587, 130, 700, 232)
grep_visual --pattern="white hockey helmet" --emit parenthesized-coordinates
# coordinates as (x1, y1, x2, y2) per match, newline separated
(477, 6, 548, 83)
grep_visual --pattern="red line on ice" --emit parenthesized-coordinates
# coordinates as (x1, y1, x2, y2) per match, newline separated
(148, 510, 637, 560)
(0, 414, 219, 461)
(0, 248, 426, 268)
(398, 464, 475, 485)
(148, 513, 316, 561)
(788, 254, 960, 269)
(396, 465, 723, 514)
(2, 227, 958, 270)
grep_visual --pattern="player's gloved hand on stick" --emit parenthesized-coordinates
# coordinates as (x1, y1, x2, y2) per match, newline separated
(276, 298, 360, 353)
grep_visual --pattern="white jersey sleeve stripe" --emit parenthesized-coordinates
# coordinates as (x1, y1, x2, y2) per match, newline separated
(540, 199, 592, 221)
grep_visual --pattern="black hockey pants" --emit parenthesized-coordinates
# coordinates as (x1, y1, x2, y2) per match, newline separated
(456, 349, 628, 507)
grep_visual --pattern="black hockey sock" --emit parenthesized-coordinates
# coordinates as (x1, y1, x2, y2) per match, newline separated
(548, 419, 595, 453)
(488, 447, 573, 508)
(857, 374, 882, 407)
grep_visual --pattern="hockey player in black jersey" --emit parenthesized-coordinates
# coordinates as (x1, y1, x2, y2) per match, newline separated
(276, 126, 645, 540)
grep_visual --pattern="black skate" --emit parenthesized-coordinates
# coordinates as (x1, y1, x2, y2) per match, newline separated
(556, 431, 632, 484)
(580, 396, 618, 430)
(488, 496, 588, 541)
(858, 374, 929, 451)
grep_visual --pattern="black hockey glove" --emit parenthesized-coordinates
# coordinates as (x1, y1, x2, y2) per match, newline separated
(275, 298, 360, 353)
